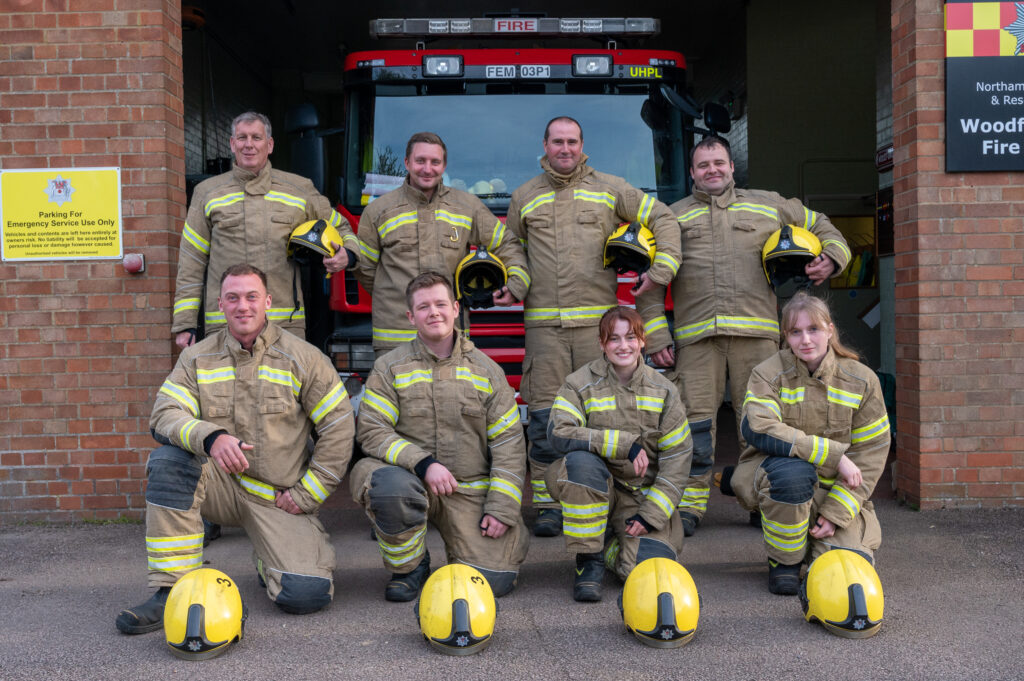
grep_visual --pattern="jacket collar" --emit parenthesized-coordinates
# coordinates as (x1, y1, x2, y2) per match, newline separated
(233, 161, 273, 196)
(596, 354, 646, 389)
(693, 180, 737, 209)
(410, 332, 472, 363)
(540, 154, 593, 188)
(401, 177, 448, 205)
(223, 320, 280, 358)
(786, 346, 838, 381)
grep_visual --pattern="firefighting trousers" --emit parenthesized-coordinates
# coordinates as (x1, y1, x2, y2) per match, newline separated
(349, 458, 529, 597)
(522, 325, 604, 510)
(671, 335, 778, 520)
(144, 446, 335, 613)
(731, 453, 882, 565)
(544, 451, 683, 581)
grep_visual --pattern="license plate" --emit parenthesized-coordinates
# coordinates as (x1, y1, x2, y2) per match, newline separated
(519, 64, 550, 78)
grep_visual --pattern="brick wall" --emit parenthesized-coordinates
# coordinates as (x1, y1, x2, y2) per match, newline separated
(891, 0, 1024, 508)
(0, 0, 183, 521)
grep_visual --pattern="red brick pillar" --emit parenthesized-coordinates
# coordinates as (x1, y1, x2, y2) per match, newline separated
(891, 0, 1024, 508)
(0, 1, 184, 520)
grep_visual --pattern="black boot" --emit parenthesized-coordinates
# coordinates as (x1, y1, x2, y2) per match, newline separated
(768, 560, 801, 595)
(678, 510, 700, 537)
(573, 552, 605, 602)
(202, 519, 221, 547)
(533, 508, 563, 537)
(385, 551, 431, 602)
(115, 586, 170, 634)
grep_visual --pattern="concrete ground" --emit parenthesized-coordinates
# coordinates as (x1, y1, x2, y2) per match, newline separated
(3, 411, 1023, 680)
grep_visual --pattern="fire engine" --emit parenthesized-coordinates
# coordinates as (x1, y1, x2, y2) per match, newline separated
(325, 15, 729, 400)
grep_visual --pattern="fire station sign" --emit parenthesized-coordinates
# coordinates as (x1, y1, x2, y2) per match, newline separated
(944, 1, 1024, 171)
(0, 167, 122, 261)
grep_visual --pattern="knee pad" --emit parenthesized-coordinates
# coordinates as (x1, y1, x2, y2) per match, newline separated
(367, 466, 427, 535)
(527, 409, 559, 465)
(145, 445, 203, 511)
(564, 451, 611, 493)
(474, 566, 518, 597)
(275, 572, 332, 615)
(689, 418, 714, 476)
(635, 536, 677, 563)
(761, 457, 817, 504)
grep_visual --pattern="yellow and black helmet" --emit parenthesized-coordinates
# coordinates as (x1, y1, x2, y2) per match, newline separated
(164, 568, 246, 660)
(288, 219, 344, 276)
(416, 564, 496, 656)
(603, 222, 657, 274)
(619, 557, 699, 648)
(800, 549, 883, 639)
(454, 247, 507, 309)
(761, 224, 822, 294)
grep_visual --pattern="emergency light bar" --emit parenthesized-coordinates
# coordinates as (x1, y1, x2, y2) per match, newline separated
(370, 17, 660, 39)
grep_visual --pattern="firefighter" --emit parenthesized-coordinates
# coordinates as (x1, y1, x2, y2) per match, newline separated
(720, 292, 890, 595)
(507, 116, 682, 537)
(172, 111, 360, 350)
(115, 264, 355, 634)
(545, 307, 693, 602)
(349, 272, 529, 601)
(640, 136, 852, 536)
(354, 132, 530, 356)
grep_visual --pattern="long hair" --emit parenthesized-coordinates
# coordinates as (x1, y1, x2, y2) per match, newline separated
(780, 292, 859, 361)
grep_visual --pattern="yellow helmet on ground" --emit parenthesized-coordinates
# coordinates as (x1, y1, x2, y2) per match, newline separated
(800, 549, 883, 639)
(164, 568, 246, 660)
(288, 219, 344, 276)
(603, 222, 657, 274)
(454, 248, 508, 309)
(620, 557, 699, 648)
(761, 224, 822, 294)
(415, 563, 496, 655)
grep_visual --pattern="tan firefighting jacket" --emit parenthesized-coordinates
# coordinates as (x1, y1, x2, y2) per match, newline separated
(172, 162, 360, 335)
(357, 335, 526, 527)
(547, 358, 694, 531)
(740, 347, 891, 528)
(150, 322, 355, 513)
(506, 156, 681, 329)
(354, 180, 529, 347)
(638, 182, 851, 354)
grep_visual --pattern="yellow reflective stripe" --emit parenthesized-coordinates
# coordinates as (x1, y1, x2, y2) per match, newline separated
(524, 305, 613, 322)
(674, 317, 716, 340)
(573, 189, 615, 210)
(552, 396, 585, 424)
(148, 552, 203, 572)
(182, 223, 210, 254)
(654, 252, 680, 275)
(818, 474, 836, 488)
(489, 478, 522, 504)
(394, 369, 433, 389)
(727, 202, 778, 220)
(644, 315, 669, 335)
(327, 209, 343, 227)
(676, 487, 709, 511)
(636, 193, 654, 224)
(636, 394, 665, 412)
(204, 192, 244, 216)
(435, 209, 472, 230)
(563, 519, 607, 538)
(762, 515, 808, 552)
(520, 192, 555, 218)
(717, 314, 780, 334)
(658, 420, 691, 449)
(600, 429, 620, 458)
(645, 487, 674, 518)
(159, 380, 199, 415)
(300, 469, 329, 503)
(507, 265, 531, 288)
(822, 238, 852, 262)
(377, 211, 417, 240)
(196, 367, 236, 384)
(385, 439, 411, 464)
(808, 436, 829, 466)
(178, 419, 201, 448)
(233, 473, 275, 501)
(801, 206, 817, 229)
(359, 240, 380, 263)
(456, 367, 492, 394)
(265, 191, 307, 210)
(258, 365, 301, 397)
(174, 298, 201, 315)
(377, 527, 426, 566)
(560, 500, 609, 518)
(827, 386, 863, 409)
(457, 479, 491, 492)
(487, 220, 505, 251)
(779, 387, 805, 405)
(531, 478, 554, 504)
(827, 485, 861, 519)
(676, 206, 709, 222)
(311, 382, 347, 425)
(744, 391, 782, 419)
(145, 533, 204, 552)
(852, 414, 890, 444)
(372, 327, 417, 343)
(487, 405, 519, 440)
(584, 395, 616, 414)
(363, 389, 398, 425)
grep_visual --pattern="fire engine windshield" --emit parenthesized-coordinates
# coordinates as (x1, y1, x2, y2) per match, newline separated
(344, 88, 689, 216)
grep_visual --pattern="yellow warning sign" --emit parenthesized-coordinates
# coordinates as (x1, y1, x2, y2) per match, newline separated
(1, 167, 122, 261)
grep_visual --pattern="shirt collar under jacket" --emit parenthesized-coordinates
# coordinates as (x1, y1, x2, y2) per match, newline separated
(233, 160, 273, 196)
(540, 153, 593, 189)
(402, 176, 449, 205)
(692, 180, 737, 209)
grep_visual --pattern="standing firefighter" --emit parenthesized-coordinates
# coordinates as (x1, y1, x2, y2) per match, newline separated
(350, 272, 529, 601)
(546, 307, 693, 602)
(354, 132, 529, 356)
(116, 265, 354, 635)
(507, 116, 682, 537)
(640, 136, 851, 536)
